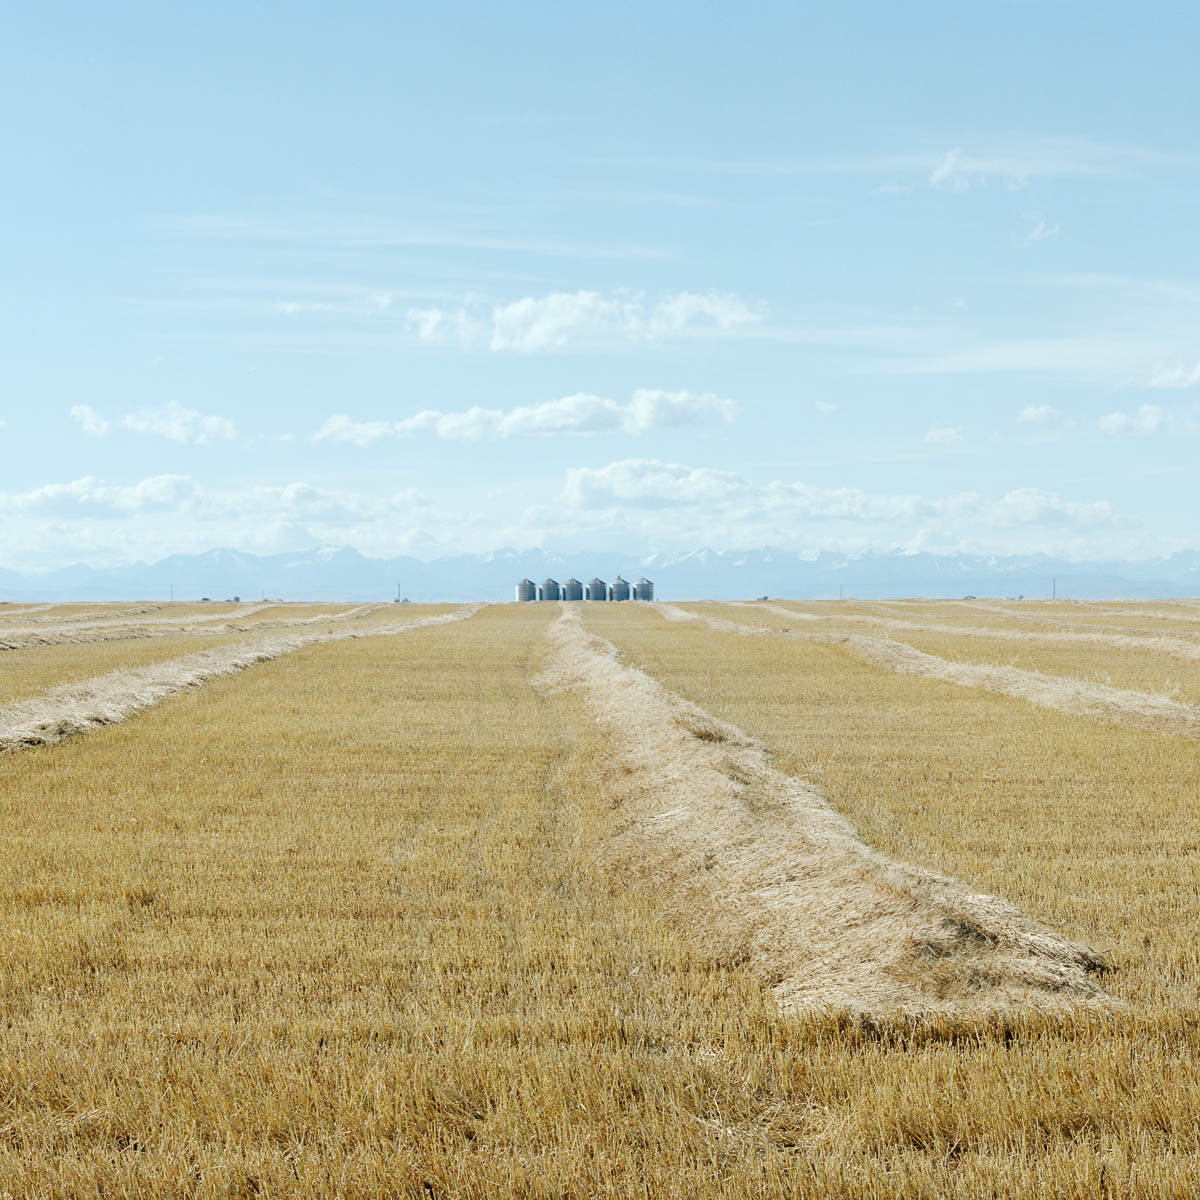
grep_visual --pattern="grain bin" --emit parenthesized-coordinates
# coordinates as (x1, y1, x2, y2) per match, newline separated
(633, 577, 654, 601)
(515, 578, 536, 602)
(610, 575, 631, 602)
(586, 577, 607, 601)
(562, 577, 583, 601)
(540, 578, 561, 601)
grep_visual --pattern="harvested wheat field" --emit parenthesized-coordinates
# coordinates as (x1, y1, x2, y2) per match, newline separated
(4, 599, 1200, 1197)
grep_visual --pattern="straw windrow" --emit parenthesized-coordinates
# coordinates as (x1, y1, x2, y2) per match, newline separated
(0, 606, 482, 755)
(659, 603, 1200, 739)
(540, 606, 1108, 1017)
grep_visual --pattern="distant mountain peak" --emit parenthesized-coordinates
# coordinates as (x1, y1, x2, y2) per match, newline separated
(1, 544, 1198, 602)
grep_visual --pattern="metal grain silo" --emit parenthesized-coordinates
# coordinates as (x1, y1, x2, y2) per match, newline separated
(562, 577, 583, 601)
(540, 578, 561, 601)
(515, 578, 536, 602)
(586, 577, 607, 601)
(633, 577, 654, 601)
(610, 575, 631, 601)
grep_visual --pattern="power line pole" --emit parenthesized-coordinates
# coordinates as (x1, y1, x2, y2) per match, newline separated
(1052, 577, 1056, 600)
(170, 583, 174, 602)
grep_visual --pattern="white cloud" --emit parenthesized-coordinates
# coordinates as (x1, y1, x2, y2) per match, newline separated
(0, 474, 418, 525)
(1098, 404, 1166, 435)
(814, 400, 838, 413)
(1022, 217, 1061, 244)
(924, 424, 964, 446)
(312, 389, 737, 445)
(563, 459, 746, 508)
(121, 402, 237, 444)
(399, 289, 761, 352)
(557, 460, 1114, 539)
(880, 334, 1167, 377)
(70, 404, 111, 436)
(1017, 404, 1056, 424)
(311, 415, 398, 448)
(0, 461, 1130, 572)
(404, 305, 484, 344)
(0, 474, 199, 519)
(1148, 361, 1200, 389)
(930, 149, 974, 193)
(927, 145, 1122, 193)
(487, 289, 760, 352)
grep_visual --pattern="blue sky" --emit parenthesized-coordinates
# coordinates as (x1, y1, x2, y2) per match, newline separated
(2, 1, 1199, 570)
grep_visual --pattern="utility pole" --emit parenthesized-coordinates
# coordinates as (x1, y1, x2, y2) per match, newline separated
(170, 583, 174, 602)
(1052, 577, 1056, 600)
(839, 583, 844, 600)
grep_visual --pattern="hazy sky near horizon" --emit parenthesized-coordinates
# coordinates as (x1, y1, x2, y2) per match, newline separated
(3, 2, 1199, 570)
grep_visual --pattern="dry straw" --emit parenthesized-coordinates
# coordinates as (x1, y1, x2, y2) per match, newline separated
(753, 601, 1200, 665)
(539, 606, 1108, 1017)
(0, 605, 482, 755)
(660, 603, 1200, 738)
(0, 601, 390, 652)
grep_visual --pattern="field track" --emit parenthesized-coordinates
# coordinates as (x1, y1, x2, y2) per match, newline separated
(539, 607, 1105, 1016)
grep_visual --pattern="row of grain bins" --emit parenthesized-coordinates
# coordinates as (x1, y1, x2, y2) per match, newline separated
(515, 576, 653, 602)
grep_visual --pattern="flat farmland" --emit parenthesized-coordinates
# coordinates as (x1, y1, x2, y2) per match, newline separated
(3, 599, 1200, 1197)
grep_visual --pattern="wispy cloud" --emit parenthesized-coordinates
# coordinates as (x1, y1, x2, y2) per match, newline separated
(924, 424, 965, 446)
(164, 214, 669, 261)
(312, 390, 738, 446)
(70, 404, 111, 436)
(586, 139, 1191, 185)
(1098, 404, 1167, 435)
(1017, 404, 1057, 424)
(559, 459, 1114, 537)
(1020, 216, 1061, 244)
(877, 334, 1169, 376)
(402, 289, 762, 353)
(123, 403, 237, 444)
(71, 402, 237, 444)
(1148, 361, 1200, 389)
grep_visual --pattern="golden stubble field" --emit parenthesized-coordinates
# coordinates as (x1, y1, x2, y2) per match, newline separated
(2, 598, 1200, 1197)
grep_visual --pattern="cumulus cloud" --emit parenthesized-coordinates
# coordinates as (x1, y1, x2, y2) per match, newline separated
(122, 401, 237, 444)
(1017, 404, 1057, 424)
(492, 288, 759, 352)
(0, 475, 199, 519)
(924, 424, 964, 446)
(0, 474, 420, 525)
(312, 389, 737, 445)
(1098, 404, 1166, 435)
(563, 460, 746, 509)
(404, 306, 485, 345)
(0, 460, 1128, 571)
(70, 404, 111, 436)
(405, 289, 761, 353)
(557, 460, 1114, 537)
(1148, 362, 1200, 389)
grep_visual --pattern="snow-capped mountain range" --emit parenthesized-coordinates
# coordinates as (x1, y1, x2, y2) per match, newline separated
(3, 545, 1200, 602)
